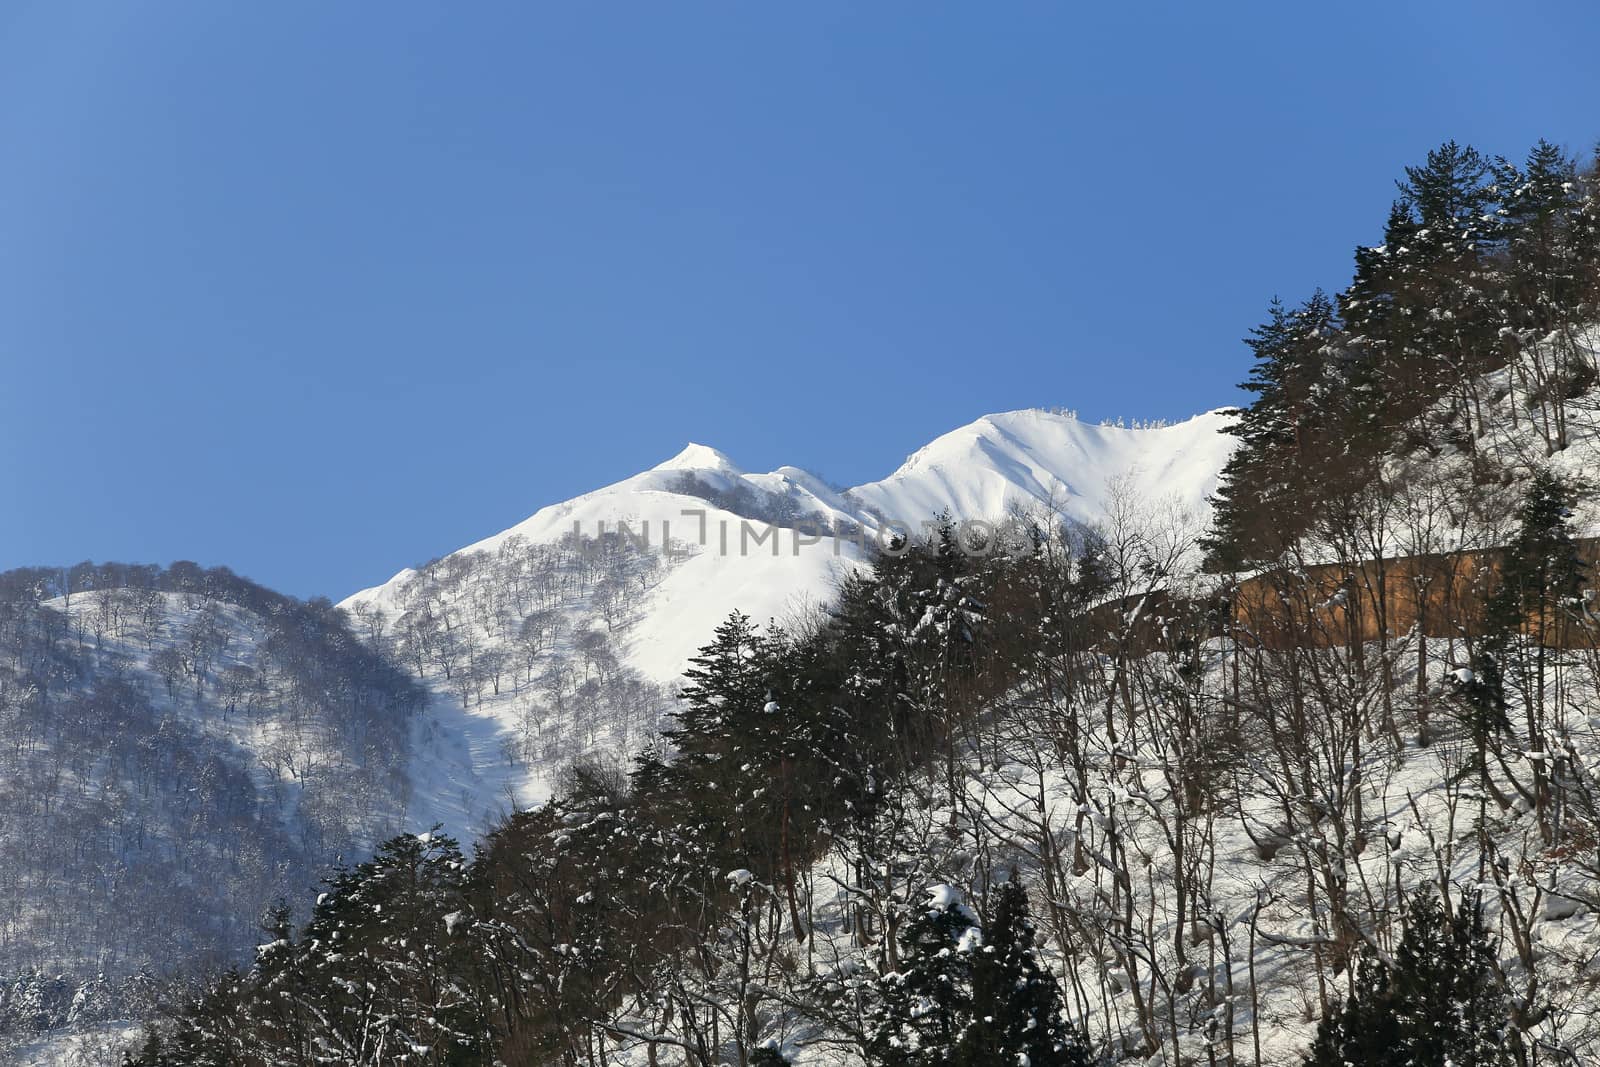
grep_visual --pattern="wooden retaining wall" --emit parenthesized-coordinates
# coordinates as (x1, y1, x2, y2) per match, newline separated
(1228, 539, 1600, 651)
(1081, 539, 1600, 656)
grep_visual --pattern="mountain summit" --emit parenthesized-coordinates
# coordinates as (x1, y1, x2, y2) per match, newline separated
(651, 442, 744, 473)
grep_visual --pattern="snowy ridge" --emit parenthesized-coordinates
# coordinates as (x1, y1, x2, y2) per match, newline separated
(847, 408, 1234, 531)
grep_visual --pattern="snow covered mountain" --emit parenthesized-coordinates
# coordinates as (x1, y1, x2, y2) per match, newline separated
(339, 407, 1236, 838)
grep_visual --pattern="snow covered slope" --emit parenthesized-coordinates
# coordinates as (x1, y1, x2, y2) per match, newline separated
(339, 408, 1236, 836)
(848, 408, 1234, 532)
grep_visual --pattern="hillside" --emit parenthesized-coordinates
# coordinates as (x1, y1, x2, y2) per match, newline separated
(0, 564, 422, 1049)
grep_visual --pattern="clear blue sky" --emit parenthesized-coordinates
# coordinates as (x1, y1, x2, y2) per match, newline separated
(4, 2, 1598, 600)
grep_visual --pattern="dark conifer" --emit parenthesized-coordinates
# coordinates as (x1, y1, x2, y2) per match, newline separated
(1205, 292, 1342, 565)
(957, 877, 1089, 1067)
(1305, 889, 1517, 1067)
(867, 885, 981, 1067)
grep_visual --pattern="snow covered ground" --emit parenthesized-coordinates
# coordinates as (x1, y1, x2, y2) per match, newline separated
(849, 408, 1234, 535)
(9, 1023, 142, 1066)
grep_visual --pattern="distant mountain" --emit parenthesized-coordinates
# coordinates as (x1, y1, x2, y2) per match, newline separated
(338, 407, 1236, 838)
(344, 407, 1234, 679)
(0, 563, 422, 1045)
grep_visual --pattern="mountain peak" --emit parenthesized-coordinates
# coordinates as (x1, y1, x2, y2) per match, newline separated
(652, 442, 742, 473)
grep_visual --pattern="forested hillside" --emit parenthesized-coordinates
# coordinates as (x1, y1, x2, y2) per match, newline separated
(345, 525, 680, 836)
(4, 380, 1236, 1067)
(1207, 139, 1600, 567)
(0, 563, 422, 1051)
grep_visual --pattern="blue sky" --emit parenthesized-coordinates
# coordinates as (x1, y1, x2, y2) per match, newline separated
(3, 2, 1598, 599)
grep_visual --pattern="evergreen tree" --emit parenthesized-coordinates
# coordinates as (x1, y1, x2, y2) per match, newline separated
(1503, 141, 1590, 320)
(867, 885, 981, 1067)
(1304, 951, 1402, 1067)
(1305, 890, 1518, 1067)
(1400, 140, 1497, 235)
(666, 611, 773, 758)
(134, 971, 255, 1067)
(956, 878, 1089, 1067)
(1236, 292, 1340, 460)
(1345, 199, 1423, 341)
(660, 611, 784, 866)
(1204, 292, 1345, 566)
(124, 1032, 167, 1066)
(1344, 141, 1505, 438)
(1501, 141, 1599, 449)
(751, 1040, 793, 1066)
(1494, 468, 1587, 656)
(1477, 469, 1587, 832)
(297, 831, 487, 1064)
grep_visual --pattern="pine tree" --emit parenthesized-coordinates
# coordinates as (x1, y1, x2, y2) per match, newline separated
(666, 611, 772, 757)
(298, 831, 487, 1064)
(125, 1030, 176, 1066)
(1305, 890, 1518, 1067)
(1345, 199, 1422, 340)
(1504, 142, 1587, 314)
(1342, 141, 1505, 439)
(1237, 292, 1339, 460)
(1204, 292, 1345, 566)
(660, 611, 784, 867)
(1478, 469, 1586, 833)
(750, 1040, 793, 1066)
(139, 971, 256, 1067)
(867, 885, 981, 1067)
(1400, 140, 1497, 236)
(1305, 951, 1403, 1067)
(1495, 468, 1586, 656)
(1501, 141, 1597, 449)
(956, 878, 1089, 1067)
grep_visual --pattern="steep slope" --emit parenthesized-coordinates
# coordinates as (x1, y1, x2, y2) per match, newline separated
(339, 408, 1236, 839)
